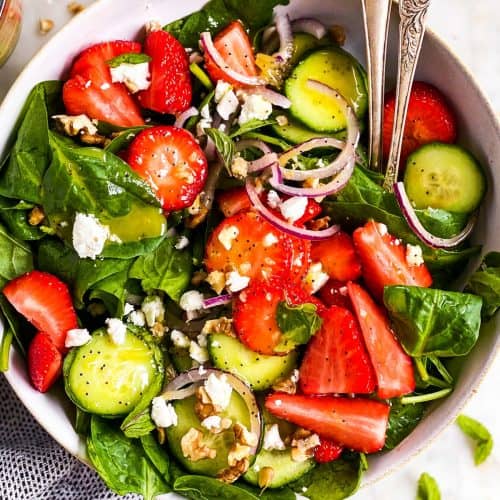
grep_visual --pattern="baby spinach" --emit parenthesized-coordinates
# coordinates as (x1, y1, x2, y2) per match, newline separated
(173, 475, 259, 500)
(465, 252, 500, 321)
(383, 285, 482, 357)
(417, 472, 441, 500)
(0, 295, 29, 357)
(0, 223, 33, 289)
(385, 401, 425, 450)
(229, 118, 278, 138)
(140, 434, 171, 485)
(456, 414, 493, 465)
(0, 198, 45, 241)
(37, 238, 79, 284)
(104, 126, 149, 155)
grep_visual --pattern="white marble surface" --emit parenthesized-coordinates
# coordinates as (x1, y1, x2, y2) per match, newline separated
(0, 1, 499, 499)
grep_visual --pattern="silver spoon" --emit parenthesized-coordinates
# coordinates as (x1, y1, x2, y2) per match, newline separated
(361, 0, 392, 173)
(383, 0, 432, 191)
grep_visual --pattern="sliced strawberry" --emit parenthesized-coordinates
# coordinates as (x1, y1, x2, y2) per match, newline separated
(233, 277, 319, 355)
(265, 393, 390, 454)
(217, 187, 252, 218)
(314, 438, 344, 464)
(127, 125, 208, 212)
(383, 81, 457, 165)
(3, 271, 78, 353)
(353, 220, 432, 301)
(318, 280, 352, 311)
(204, 20, 258, 87)
(289, 235, 311, 283)
(138, 30, 192, 114)
(27, 332, 63, 393)
(299, 306, 376, 395)
(204, 211, 294, 282)
(310, 231, 362, 282)
(347, 282, 415, 400)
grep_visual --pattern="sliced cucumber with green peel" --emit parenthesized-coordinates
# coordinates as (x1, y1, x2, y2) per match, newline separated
(64, 327, 164, 417)
(285, 47, 368, 132)
(404, 142, 486, 213)
(290, 32, 329, 67)
(207, 333, 298, 390)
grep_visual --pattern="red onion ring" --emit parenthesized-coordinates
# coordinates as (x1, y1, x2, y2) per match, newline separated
(236, 139, 272, 155)
(200, 32, 265, 87)
(246, 178, 341, 240)
(202, 294, 233, 309)
(174, 107, 199, 128)
(246, 87, 292, 109)
(274, 13, 294, 64)
(291, 18, 328, 39)
(394, 182, 477, 249)
(247, 153, 279, 173)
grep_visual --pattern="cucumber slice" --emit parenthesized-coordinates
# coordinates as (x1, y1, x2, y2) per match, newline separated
(208, 334, 298, 391)
(290, 32, 329, 67)
(165, 392, 253, 477)
(285, 47, 368, 132)
(64, 327, 164, 418)
(404, 143, 486, 213)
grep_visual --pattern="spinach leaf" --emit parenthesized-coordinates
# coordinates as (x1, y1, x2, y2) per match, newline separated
(0, 197, 45, 241)
(456, 414, 494, 465)
(290, 452, 366, 500)
(74, 408, 90, 436)
(465, 252, 500, 321)
(205, 128, 235, 171)
(385, 401, 425, 449)
(0, 223, 33, 288)
(417, 472, 441, 500)
(43, 132, 159, 218)
(414, 356, 454, 390)
(0, 295, 30, 356)
(105, 126, 149, 155)
(230, 118, 277, 138)
(383, 285, 482, 357)
(87, 416, 169, 499)
(37, 238, 79, 284)
(130, 237, 192, 302)
(0, 82, 62, 203)
(275, 302, 322, 352)
(140, 434, 171, 485)
(173, 475, 258, 500)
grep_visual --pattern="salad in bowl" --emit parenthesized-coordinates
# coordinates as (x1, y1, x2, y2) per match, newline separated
(0, 0, 499, 499)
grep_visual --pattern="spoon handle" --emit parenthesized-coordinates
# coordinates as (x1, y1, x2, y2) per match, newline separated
(361, 0, 392, 173)
(383, 0, 432, 191)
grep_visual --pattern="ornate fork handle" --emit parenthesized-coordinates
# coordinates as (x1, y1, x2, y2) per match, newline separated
(383, 0, 432, 191)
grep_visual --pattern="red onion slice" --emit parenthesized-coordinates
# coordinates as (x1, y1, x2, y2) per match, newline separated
(394, 182, 477, 249)
(246, 87, 292, 109)
(247, 153, 279, 173)
(236, 139, 272, 155)
(246, 178, 341, 240)
(274, 13, 294, 64)
(174, 107, 199, 128)
(200, 32, 265, 87)
(202, 294, 233, 309)
(291, 18, 327, 39)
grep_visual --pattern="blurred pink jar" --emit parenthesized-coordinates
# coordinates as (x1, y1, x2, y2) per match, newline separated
(0, 0, 22, 67)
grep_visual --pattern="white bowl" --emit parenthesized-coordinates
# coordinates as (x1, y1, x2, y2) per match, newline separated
(1, 0, 499, 494)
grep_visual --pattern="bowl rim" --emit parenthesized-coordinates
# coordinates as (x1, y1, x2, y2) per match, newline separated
(1, 0, 500, 491)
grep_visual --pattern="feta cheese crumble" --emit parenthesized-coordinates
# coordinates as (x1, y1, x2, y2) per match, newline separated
(65, 328, 91, 348)
(267, 190, 281, 209)
(128, 310, 146, 327)
(72, 213, 110, 260)
(263, 424, 286, 451)
(204, 373, 232, 410)
(151, 397, 178, 428)
(238, 93, 273, 125)
(201, 415, 222, 432)
(225, 271, 250, 293)
(279, 196, 308, 223)
(304, 262, 330, 294)
(180, 290, 204, 312)
(215, 81, 239, 120)
(141, 296, 165, 327)
(105, 318, 127, 345)
(263, 232, 279, 247)
(175, 235, 190, 250)
(406, 244, 424, 267)
(217, 225, 239, 251)
(189, 341, 209, 364)
(123, 303, 135, 316)
(110, 62, 151, 93)
(377, 223, 388, 236)
(170, 329, 190, 349)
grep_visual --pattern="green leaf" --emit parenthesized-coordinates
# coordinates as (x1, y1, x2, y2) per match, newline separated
(105, 126, 149, 154)
(0, 223, 33, 289)
(456, 414, 494, 465)
(0, 327, 13, 372)
(129, 237, 192, 302)
(107, 53, 151, 67)
(74, 408, 90, 436)
(385, 401, 425, 450)
(383, 285, 483, 357)
(0, 295, 29, 356)
(230, 118, 277, 138)
(417, 472, 441, 500)
(205, 128, 235, 171)
(275, 302, 322, 353)
(140, 434, 171, 485)
(465, 251, 500, 321)
(37, 238, 79, 284)
(0, 197, 45, 241)
(87, 416, 169, 499)
(174, 475, 259, 500)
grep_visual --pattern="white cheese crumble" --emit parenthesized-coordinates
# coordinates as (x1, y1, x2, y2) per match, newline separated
(123, 303, 135, 316)
(238, 93, 273, 125)
(217, 225, 239, 251)
(52, 114, 98, 136)
(180, 290, 205, 312)
(197, 104, 213, 135)
(263, 424, 286, 451)
(290, 369, 300, 384)
(110, 62, 151, 93)
(267, 190, 281, 209)
(263, 232, 279, 247)
(197, 333, 208, 348)
(151, 397, 178, 428)
(204, 373, 232, 410)
(175, 235, 190, 250)
(128, 310, 146, 327)
(279, 196, 308, 223)
(215, 81, 232, 102)
(201, 415, 222, 432)
(215, 81, 239, 120)
(406, 244, 425, 267)
(189, 341, 209, 364)
(72, 213, 110, 260)
(274, 399, 282, 407)
(225, 271, 250, 293)
(141, 296, 165, 327)
(304, 262, 330, 294)
(105, 318, 127, 345)
(65, 328, 91, 348)
(170, 329, 190, 349)
(377, 223, 388, 236)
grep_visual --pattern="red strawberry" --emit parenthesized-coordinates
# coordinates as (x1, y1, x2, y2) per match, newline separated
(310, 231, 362, 282)
(318, 280, 352, 311)
(265, 393, 390, 454)
(353, 220, 432, 301)
(204, 21, 258, 87)
(27, 332, 63, 393)
(347, 282, 415, 400)
(314, 438, 344, 463)
(138, 30, 192, 114)
(289, 234, 312, 283)
(217, 187, 252, 218)
(3, 271, 78, 353)
(299, 306, 376, 395)
(383, 81, 457, 165)
(295, 199, 322, 226)
(127, 125, 208, 212)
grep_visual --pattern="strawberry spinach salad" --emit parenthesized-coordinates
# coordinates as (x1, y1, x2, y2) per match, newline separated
(0, 1, 499, 499)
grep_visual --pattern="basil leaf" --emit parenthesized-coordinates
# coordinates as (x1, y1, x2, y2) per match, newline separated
(465, 252, 500, 321)
(0, 223, 33, 289)
(205, 128, 235, 171)
(456, 414, 494, 465)
(383, 285, 482, 357)
(385, 401, 425, 449)
(107, 53, 151, 67)
(275, 302, 322, 352)
(174, 475, 258, 500)
(230, 118, 277, 138)
(417, 472, 441, 500)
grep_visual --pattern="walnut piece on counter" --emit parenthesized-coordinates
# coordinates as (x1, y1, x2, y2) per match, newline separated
(67, 2, 85, 15)
(39, 19, 54, 35)
(180, 427, 217, 462)
(330, 24, 346, 45)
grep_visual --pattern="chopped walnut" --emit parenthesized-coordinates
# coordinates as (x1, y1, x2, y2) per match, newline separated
(330, 24, 346, 46)
(217, 458, 249, 484)
(67, 2, 85, 15)
(231, 156, 249, 179)
(53, 114, 98, 137)
(218, 423, 256, 483)
(194, 386, 218, 420)
(39, 19, 54, 35)
(28, 206, 45, 226)
(181, 428, 217, 462)
(205, 270, 226, 295)
(308, 216, 331, 231)
(187, 194, 203, 216)
(276, 115, 289, 127)
(151, 322, 167, 338)
(233, 422, 258, 448)
(145, 20, 163, 34)
(201, 317, 235, 337)
(290, 429, 320, 462)
(258, 467, 275, 488)
(191, 270, 208, 286)
(272, 376, 297, 395)
(79, 133, 109, 147)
